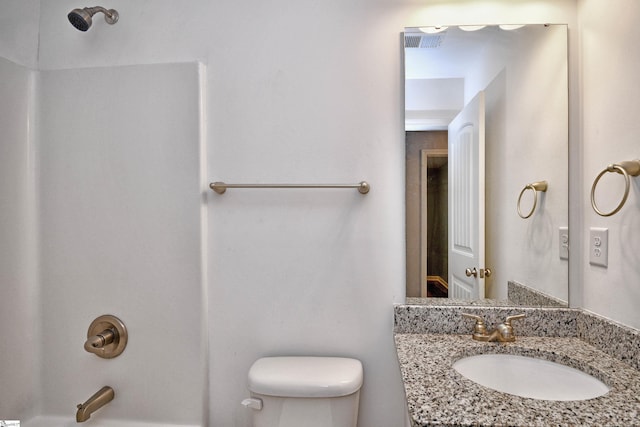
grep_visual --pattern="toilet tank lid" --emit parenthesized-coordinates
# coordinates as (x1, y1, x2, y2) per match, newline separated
(248, 356, 363, 398)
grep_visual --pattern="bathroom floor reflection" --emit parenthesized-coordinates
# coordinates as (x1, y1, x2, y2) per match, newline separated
(426, 277, 448, 298)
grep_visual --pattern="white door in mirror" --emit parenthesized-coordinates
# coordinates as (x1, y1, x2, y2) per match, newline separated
(448, 91, 486, 299)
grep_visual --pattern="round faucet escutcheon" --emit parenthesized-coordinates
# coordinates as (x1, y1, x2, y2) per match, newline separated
(84, 314, 127, 358)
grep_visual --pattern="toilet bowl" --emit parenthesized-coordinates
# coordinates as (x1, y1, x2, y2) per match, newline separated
(242, 356, 363, 427)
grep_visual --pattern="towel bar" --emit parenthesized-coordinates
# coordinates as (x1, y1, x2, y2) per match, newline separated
(209, 181, 370, 195)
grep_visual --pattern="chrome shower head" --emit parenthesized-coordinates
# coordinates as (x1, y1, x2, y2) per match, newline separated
(68, 6, 119, 32)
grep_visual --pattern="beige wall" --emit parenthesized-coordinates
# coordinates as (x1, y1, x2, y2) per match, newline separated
(406, 131, 447, 297)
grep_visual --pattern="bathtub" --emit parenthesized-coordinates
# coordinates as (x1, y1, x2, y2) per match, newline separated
(22, 417, 200, 427)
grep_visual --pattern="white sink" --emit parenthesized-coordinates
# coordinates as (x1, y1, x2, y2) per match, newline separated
(453, 354, 609, 401)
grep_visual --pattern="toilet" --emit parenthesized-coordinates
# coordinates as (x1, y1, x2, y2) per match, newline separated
(242, 356, 363, 427)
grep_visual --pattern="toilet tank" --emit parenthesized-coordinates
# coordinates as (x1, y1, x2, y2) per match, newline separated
(244, 357, 363, 427)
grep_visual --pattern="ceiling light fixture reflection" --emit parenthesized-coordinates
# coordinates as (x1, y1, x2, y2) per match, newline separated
(499, 24, 526, 30)
(419, 26, 448, 34)
(459, 25, 486, 32)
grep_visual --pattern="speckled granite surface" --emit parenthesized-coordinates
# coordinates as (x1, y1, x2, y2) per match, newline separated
(405, 297, 513, 306)
(578, 310, 640, 371)
(507, 281, 567, 307)
(394, 305, 579, 337)
(394, 305, 640, 426)
(406, 282, 568, 308)
(395, 333, 640, 427)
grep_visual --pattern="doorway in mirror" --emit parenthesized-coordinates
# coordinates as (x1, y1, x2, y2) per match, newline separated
(406, 132, 448, 298)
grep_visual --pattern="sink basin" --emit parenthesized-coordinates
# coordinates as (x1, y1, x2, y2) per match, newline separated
(453, 354, 609, 401)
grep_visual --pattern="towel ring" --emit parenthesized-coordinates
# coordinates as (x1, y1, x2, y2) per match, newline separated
(517, 181, 548, 219)
(590, 160, 640, 217)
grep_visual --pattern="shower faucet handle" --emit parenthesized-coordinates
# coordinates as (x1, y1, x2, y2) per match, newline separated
(84, 315, 128, 359)
(84, 328, 116, 353)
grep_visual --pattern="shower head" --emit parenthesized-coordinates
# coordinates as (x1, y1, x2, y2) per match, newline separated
(68, 6, 119, 32)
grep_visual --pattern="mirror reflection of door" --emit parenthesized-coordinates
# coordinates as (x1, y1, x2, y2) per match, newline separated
(448, 91, 486, 300)
(406, 91, 486, 300)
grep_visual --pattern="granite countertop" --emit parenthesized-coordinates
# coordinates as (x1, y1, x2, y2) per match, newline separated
(395, 333, 640, 426)
(405, 298, 514, 306)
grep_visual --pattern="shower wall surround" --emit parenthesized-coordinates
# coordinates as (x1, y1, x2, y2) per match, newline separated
(35, 62, 207, 424)
(0, 56, 39, 421)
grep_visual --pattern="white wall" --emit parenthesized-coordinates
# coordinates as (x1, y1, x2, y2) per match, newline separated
(0, 0, 39, 69)
(404, 78, 464, 130)
(0, 56, 39, 422)
(579, 0, 640, 329)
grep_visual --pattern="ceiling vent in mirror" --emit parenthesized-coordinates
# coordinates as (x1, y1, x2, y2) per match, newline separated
(404, 33, 446, 49)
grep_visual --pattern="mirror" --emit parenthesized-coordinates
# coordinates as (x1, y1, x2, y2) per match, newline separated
(404, 24, 568, 306)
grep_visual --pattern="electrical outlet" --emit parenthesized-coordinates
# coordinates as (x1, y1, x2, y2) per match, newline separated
(589, 227, 608, 268)
(559, 227, 569, 260)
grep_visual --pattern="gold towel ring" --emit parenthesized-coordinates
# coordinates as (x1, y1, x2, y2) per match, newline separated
(590, 160, 640, 217)
(517, 181, 548, 219)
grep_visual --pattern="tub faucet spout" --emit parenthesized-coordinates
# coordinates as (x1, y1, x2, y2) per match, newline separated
(76, 386, 114, 422)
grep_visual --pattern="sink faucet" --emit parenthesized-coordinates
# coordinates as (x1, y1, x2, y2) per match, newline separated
(76, 386, 114, 422)
(462, 313, 526, 342)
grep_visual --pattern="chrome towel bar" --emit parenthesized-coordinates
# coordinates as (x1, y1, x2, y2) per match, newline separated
(209, 181, 370, 195)
(591, 159, 640, 217)
(517, 181, 548, 219)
